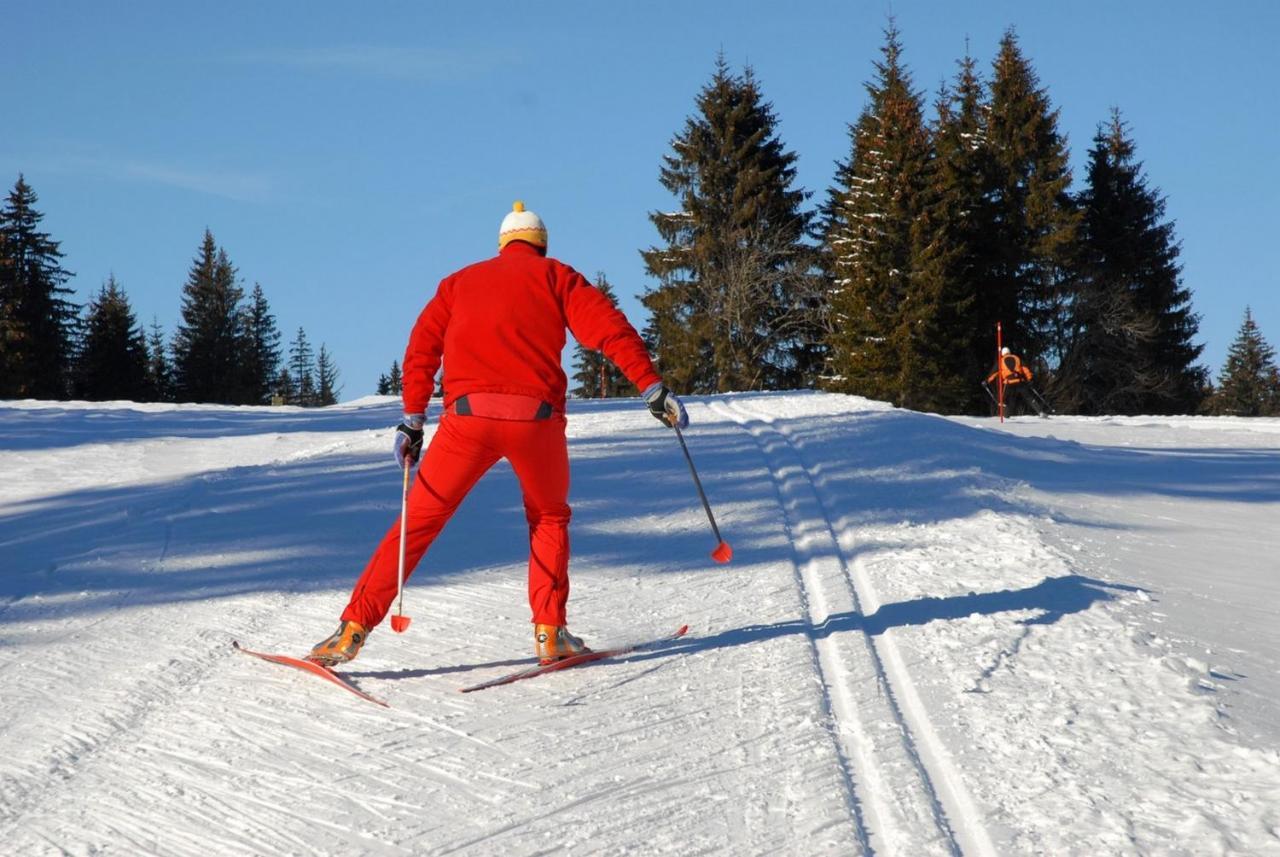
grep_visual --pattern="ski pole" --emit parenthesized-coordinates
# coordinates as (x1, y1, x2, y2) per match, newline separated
(980, 381, 997, 407)
(1030, 386, 1055, 414)
(672, 423, 733, 564)
(390, 459, 412, 632)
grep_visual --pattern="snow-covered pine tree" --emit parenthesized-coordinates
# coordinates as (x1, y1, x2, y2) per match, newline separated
(823, 23, 931, 405)
(73, 275, 150, 401)
(907, 52, 998, 413)
(986, 30, 1079, 371)
(172, 231, 245, 404)
(642, 56, 818, 393)
(0, 175, 78, 399)
(1210, 308, 1279, 416)
(1059, 111, 1205, 414)
(571, 274, 630, 397)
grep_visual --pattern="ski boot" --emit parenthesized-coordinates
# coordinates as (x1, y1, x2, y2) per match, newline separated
(308, 620, 369, 666)
(535, 624, 590, 665)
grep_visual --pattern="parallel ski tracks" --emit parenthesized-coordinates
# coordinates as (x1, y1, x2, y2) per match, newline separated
(713, 399, 997, 857)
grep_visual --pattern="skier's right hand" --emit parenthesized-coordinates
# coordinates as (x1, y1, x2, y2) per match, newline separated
(394, 414, 425, 467)
(643, 382, 689, 429)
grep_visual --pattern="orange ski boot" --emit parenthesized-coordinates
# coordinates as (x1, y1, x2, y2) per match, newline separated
(534, 624, 590, 665)
(308, 620, 369, 666)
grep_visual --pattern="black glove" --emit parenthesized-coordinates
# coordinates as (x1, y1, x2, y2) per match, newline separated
(394, 415, 425, 467)
(643, 382, 689, 429)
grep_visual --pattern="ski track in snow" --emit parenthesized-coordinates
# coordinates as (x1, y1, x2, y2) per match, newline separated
(3, 394, 1280, 855)
(715, 398, 988, 857)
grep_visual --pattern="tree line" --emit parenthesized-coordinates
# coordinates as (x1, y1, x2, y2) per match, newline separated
(0, 176, 340, 406)
(570, 26, 1277, 416)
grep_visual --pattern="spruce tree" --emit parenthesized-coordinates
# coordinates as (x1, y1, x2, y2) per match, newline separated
(1059, 111, 1205, 414)
(146, 317, 173, 402)
(288, 327, 316, 406)
(73, 276, 150, 401)
(240, 283, 282, 405)
(1211, 309, 1278, 416)
(273, 367, 296, 406)
(376, 373, 390, 396)
(171, 231, 245, 403)
(641, 56, 818, 393)
(985, 30, 1080, 370)
(0, 175, 78, 399)
(0, 228, 18, 385)
(903, 52, 999, 413)
(823, 23, 932, 405)
(316, 344, 341, 405)
(387, 360, 402, 395)
(572, 274, 631, 397)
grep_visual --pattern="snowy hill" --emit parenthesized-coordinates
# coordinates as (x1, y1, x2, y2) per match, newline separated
(2, 392, 1278, 855)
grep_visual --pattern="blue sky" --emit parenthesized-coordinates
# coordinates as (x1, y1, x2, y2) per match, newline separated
(7, 1, 1277, 400)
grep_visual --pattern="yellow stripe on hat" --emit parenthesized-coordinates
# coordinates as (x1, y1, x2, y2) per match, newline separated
(498, 226, 548, 250)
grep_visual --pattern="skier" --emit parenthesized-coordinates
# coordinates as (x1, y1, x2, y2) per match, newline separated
(309, 202, 687, 666)
(985, 346, 1047, 417)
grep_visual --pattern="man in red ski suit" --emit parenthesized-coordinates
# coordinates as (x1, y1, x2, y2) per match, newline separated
(310, 201, 687, 666)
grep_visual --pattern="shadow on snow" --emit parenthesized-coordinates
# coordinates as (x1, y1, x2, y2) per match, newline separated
(1, 390, 1273, 628)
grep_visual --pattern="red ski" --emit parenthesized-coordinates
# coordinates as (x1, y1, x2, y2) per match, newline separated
(233, 641, 389, 708)
(459, 624, 689, 693)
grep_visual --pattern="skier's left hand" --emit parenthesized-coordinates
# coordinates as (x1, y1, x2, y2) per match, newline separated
(394, 414, 425, 467)
(643, 382, 688, 429)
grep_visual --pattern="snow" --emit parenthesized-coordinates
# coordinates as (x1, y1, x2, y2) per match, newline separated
(2, 391, 1279, 855)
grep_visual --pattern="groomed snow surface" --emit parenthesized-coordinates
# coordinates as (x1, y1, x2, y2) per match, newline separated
(2, 391, 1278, 856)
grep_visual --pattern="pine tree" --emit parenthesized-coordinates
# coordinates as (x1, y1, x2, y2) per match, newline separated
(387, 360, 402, 395)
(171, 230, 245, 403)
(0, 227, 17, 384)
(823, 23, 932, 405)
(0, 175, 78, 399)
(985, 30, 1080, 371)
(316, 344, 341, 405)
(1210, 309, 1279, 416)
(641, 56, 818, 393)
(273, 367, 296, 406)
(146, 317, 173, 402)
(903, 52, 997, 413)
(288, 327, 316, 406)
(572, 274, 632, 397)
(376, 373, 390, 396)
(1058, 111, 1205, 414)
(239, 283, 282, 405)
(73, 275, 150, 401)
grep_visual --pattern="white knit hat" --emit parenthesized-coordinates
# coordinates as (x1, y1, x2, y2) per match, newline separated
(498, 201, 547, 250)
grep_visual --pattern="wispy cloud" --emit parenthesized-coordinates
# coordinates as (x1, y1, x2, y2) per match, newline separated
(12, 151, 275, 203)
(234, 45, 518, 82)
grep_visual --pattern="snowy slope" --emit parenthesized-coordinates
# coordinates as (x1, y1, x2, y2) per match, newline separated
(1, 392, 1278, 856)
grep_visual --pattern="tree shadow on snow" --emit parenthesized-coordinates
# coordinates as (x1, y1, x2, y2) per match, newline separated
(5, 388, 1266, 630)
(0, 399, 792, 626)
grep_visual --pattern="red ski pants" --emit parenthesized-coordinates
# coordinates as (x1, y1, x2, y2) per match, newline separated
(341, 412, 572, 629)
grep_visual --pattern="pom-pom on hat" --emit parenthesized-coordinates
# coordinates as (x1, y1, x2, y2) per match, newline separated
(498, 200, 548, 250)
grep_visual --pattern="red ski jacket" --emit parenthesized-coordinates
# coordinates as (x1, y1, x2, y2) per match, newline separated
(402, 242, 662, 415)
